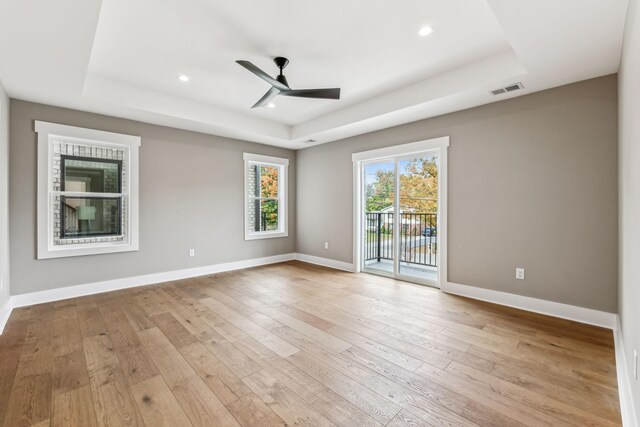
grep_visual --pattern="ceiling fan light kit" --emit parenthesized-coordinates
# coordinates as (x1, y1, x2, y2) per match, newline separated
(237, 57, 341, 108)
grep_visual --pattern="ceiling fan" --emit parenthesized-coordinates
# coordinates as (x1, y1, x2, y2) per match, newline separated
(236, 57, 341, 108)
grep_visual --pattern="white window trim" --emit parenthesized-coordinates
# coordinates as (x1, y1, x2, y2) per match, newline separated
(351, 136, 449, 288)
(36, 121, 141, 259)
(243, 153, 289, 240)
(351, 136, 450, 162)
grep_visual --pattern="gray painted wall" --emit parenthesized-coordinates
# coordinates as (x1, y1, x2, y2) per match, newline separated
(9, 100, 296, 295)
(0, 80, 9, 312)
(619, 0, 640, 420)
(297, 75, 618, 313)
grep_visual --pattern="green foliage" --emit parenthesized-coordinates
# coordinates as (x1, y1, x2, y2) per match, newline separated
(399, 157, 438, 213)
(365, 157, 438, 214)
(260, 166, 279, 229)
(365, 169, 394, 212)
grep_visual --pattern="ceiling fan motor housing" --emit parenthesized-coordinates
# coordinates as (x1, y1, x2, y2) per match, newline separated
(276, 74, 289, 87)
(274, 57, 289, 70)
(274, 57, 290, 87)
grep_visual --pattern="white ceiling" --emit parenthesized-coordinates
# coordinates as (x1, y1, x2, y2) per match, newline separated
(0, 0, 629, 149)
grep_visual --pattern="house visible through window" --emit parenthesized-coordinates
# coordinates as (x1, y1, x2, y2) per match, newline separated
(60, 156, 123, 238)
(244, 153, 288, 240)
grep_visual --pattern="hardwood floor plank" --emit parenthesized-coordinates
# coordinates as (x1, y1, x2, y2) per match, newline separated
(467, 344, 620, 405)
(474, 303, 614, 348)
(200, 296, 300, 358)
(341, 345, 523, 427)
(119, 300, 155, 332)
(528, 331, 615, 363)
(197, 329, 263, 378)
(151, 312, 199, 349)
(2, 373, 52, 427)
(76, 302, 108, 338)
(51, 350, 89, 396)
(514, 340, 617, 388)
(83, 334, 143, 427)
(225, 392, 287, 427)
(287, 350, 402, 424)
(242, 369, 336, 427)
(0, 261, 621, 427)
(15, 305, 55, 377)
(279, 332, 477, 426)
(295, 300, 453, 369)
(134, 289, 170, 318)
(0, 318, 29, 426)
(99, 305, 142, 350)
(172, 375, 240, 427)
(197, 309, 248, 342)
(445, 360, 620, 426)
(415, 361, 571, 426)
(214, 284, 351, 352)
(114, 345, 160, 386)
(488, 356, 621, 419)
(130, 375, 192, 426)
(52, 306, 82, 357)
(326, 325, 422, 371)
(179, 341, 252, 405)
(51, 385, 98, 427)
(387, 409, 435, 427)
(136, 327, 195, 388)
(232, 335, 383, 427)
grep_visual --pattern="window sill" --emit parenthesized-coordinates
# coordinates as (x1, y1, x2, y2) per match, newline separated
(39, 241, 139, 259)
(245, 231, 288, 241)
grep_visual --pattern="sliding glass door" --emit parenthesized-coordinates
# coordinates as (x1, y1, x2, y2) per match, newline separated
(358, 144, 444, 287)
(362, 160, 395, 276)
(397, 154, 439, 283)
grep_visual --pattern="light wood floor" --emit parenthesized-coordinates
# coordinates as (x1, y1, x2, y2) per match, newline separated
(0, 261, 621, 426)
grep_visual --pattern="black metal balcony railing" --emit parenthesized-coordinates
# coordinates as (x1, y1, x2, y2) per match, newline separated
(365, 212, 437, 267)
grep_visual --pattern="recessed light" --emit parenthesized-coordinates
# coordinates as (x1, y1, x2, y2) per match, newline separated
(178, 74, 190, 82)
(418, 26, 434, 36)
(267, 103, 276, 108)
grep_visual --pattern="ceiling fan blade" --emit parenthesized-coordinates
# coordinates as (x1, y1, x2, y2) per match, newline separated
(279, 88, 341, 100)
(236, 60, 290, 91)
(251, 87, 280, 109)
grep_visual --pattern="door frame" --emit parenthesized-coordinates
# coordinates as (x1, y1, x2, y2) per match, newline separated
(352, 136, 449, 288)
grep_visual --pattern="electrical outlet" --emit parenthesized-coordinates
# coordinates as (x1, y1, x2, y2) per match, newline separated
(515, 268, 525, 280)
(324, 242, 329, 249)
(634, 349, 638, 380)
(189, 249, 195, 257)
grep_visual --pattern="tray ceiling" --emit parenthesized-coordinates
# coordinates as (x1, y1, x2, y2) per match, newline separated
(0, 0, 628, 148)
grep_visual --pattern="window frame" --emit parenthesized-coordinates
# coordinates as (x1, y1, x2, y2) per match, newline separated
(243, 153, 289, 240)
(36, 121, 141, 259)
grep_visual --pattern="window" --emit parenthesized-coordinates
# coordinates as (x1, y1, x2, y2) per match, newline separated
(36, 121, 140, 259)
(243, 153, 288, 240)
(60, 156, 123, 238)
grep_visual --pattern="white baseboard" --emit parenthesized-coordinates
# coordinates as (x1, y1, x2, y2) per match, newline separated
(0, 297, 13, 335)
(1, 252, 348, 334)
(0, 254, 636, 425)
(0, 253, 296, 334)
(614, 315, 639, 427)
(295, 253, 355, 272)
(442, 281, 617, 329)
(442, 281, 638, 423)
